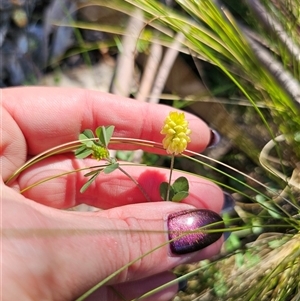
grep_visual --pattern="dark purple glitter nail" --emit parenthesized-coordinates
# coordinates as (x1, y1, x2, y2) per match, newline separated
(167, 209, 224, 255)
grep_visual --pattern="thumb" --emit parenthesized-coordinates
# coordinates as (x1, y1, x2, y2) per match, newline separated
(3, 194, 224, 300)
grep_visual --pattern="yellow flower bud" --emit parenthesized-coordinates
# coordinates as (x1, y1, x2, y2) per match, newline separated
(161, 111, 191, 155)
(91, 144, 109, 160)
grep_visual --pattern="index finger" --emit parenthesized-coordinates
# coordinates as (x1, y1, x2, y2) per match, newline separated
(2, 86, 212, 155)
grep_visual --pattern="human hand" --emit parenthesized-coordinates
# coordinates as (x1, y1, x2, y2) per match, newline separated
(2, 87, 224, 301)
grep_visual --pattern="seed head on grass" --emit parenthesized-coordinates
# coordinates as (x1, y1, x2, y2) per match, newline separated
(161, 111, 191, 155)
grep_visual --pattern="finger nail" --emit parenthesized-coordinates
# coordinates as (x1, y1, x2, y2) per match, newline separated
(221, 192, 235, 214)
(207, 128, 221, 148)
(221, 192, 235, 241)
(167, 209, 224, 255)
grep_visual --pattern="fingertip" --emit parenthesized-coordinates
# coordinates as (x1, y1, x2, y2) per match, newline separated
(181, 175, 224, 213)
(186, 113, 212, 151)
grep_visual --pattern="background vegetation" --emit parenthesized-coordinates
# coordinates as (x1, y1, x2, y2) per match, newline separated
(72, 1, 300, 300)
(2, 0, 300, 300)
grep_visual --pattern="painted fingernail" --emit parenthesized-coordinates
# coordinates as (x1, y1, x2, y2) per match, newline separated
(208, 128, 221, 148)
(221, 192, 235, 241)
(221, 192, 235, 214)
(168, 209, 224, 255)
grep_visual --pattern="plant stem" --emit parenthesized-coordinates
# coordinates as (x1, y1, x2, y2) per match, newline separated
(165, 155, 174, 201)
(117, 166, 151, 202)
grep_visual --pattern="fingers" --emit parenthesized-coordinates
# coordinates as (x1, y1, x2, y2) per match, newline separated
(2, 87, 211, 155)
(3, 195, 223, 300)
(17, 155, 223, 212)
(1, 106, 27, 180)
(2, 87, 224, 301)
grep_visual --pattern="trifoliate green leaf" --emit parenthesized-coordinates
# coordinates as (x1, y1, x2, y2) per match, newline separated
(172, 176, 189, 193)
(159, 182, 174, 201)
(81, 129, 95, 139)
(75, 145, 87, 155)
(96, 125, 115, 148)
(75, 147, 93, 159)
(79, 129, 94, 147)
(80, 171, 100, 193)
(84, 168, 104, 177)
(160, 182, 168, 200)
(172, 191, 189, 202)
(103, 162, 119, 174)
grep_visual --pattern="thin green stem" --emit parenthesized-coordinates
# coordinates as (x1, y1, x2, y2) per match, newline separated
(19, 167, 101, 194)
(117, 166, 151, 202)
(165, 155, 174, 201)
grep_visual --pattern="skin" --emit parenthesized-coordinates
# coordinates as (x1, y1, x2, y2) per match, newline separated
(1, 87, 224, 301)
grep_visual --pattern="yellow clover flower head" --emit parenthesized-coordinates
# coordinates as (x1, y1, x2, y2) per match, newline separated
(161, 111, 191, 155)
(91, 144, 109, 160)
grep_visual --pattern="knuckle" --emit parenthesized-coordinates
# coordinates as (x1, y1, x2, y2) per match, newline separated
(122, 216, 151, 276)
